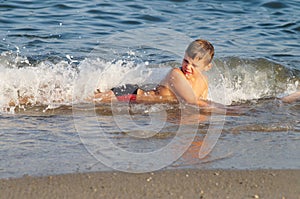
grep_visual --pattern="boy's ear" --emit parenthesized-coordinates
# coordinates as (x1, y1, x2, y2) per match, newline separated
(204, 63, 212, 71)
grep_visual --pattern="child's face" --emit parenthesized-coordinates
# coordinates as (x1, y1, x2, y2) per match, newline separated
(181, 54, 212, 76)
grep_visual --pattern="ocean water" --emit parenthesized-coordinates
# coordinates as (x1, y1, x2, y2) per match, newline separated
(0, 0, 300, 178)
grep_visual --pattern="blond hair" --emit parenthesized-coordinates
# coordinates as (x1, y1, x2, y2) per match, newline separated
(185, 39, 214, 66)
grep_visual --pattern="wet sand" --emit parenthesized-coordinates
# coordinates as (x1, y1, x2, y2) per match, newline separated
(1, 169, 299, 199)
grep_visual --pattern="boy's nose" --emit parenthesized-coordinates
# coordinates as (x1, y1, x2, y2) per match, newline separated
(186, 63, 193, 69)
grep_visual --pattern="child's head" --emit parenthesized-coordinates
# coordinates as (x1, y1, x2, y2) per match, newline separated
(185, 39, 214, 67)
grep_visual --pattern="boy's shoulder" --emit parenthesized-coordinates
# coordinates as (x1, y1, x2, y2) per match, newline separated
(169, 67, 183, 75)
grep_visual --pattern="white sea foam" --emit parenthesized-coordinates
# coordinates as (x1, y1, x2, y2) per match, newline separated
(0, 52, 298, 112)
(0, 52, 168, 112)
(0, 58, 77, 111)
(208, 58, 299, 104)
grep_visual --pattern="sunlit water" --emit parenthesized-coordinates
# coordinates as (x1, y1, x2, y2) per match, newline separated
(0, 0, 300, 178)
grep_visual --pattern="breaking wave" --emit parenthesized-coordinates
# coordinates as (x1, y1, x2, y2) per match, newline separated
(0, 50, 299, 113)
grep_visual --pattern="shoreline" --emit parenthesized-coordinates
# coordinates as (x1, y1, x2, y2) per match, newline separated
(1, 169, 299, 199)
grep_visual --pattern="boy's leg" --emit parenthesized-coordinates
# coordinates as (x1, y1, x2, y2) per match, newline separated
(94, 90, 117, 103)
(281, 91, 300, 103)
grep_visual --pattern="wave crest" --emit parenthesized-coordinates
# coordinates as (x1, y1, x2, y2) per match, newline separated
(0, 52, 299, 113)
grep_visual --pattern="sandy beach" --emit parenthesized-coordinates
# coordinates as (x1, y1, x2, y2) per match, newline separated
(1, 169, 299, 199)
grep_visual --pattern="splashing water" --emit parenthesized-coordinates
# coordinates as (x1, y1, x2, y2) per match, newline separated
(0, 50, 163, 113)
(208, 57, 299, 104)
(0, 50, 299, 113)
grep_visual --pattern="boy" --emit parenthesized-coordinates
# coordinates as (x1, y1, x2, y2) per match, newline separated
(94, 39, 214, 107)
(281, 91, 300, 103)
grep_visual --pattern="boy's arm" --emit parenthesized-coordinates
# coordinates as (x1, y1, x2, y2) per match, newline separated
(198, 99, 247, 115)
(166, 69, 199, 105)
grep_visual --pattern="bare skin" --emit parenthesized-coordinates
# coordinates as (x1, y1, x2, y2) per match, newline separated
(281, 91, 300, 103)
(135, 53, 212, 106)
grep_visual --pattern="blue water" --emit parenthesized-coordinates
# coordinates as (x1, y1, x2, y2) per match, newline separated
(1, 0, 300, 63)
(0, 0, 300, 178)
